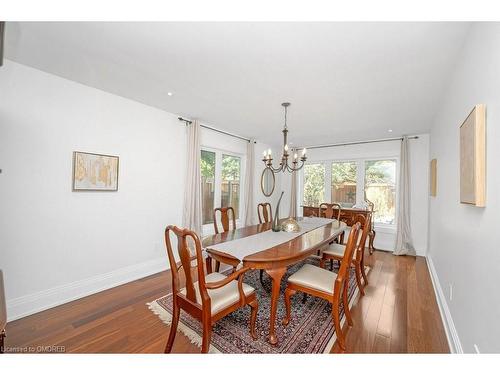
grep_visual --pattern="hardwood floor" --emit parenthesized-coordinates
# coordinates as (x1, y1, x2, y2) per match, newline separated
(5, 250, 449, 353)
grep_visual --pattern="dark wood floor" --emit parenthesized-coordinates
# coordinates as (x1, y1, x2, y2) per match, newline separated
(5, 250, 449, 353)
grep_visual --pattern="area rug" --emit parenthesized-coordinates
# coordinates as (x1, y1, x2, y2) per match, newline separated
(147, 258, 368, 353)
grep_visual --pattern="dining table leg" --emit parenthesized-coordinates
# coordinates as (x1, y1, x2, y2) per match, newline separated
(265, 267, 287, 345)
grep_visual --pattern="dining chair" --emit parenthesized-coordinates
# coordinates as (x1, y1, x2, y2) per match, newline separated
(213, 207, 236, 234)
(320, 213, 371, 296)
(257, 202, 272, 224)
(319, 203, 344, 243)
(164, 225, 258, 353)
(282, 222, 361, 351)
(319, 202, 341, 221)
(212, 207, 237, 272)
(365, 198, 376, 254)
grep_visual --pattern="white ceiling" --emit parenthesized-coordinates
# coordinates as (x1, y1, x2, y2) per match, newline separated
(4, 22, 471, 146)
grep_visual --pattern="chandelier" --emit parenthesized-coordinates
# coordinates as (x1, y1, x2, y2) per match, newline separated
(262, 102, 307, 173)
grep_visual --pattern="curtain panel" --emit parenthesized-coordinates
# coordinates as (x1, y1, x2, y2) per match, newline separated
(394, 136, 416, 256)
(182, 120, 203, 236)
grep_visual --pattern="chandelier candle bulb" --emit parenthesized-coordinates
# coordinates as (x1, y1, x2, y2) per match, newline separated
(302, 148, 306, 156)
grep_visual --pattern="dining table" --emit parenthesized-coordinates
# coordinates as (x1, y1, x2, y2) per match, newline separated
(202, 216, 347, 345)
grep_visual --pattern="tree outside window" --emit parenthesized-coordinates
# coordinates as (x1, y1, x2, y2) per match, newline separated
(303, 163, 325, 207)
(201, 150, 216, 224)
(221, 155, 241, 219)
(331, 161, 357, 207)
(364, 160, 396, 224)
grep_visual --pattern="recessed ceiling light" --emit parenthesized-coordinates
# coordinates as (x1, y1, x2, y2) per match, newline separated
(167, 92, 173, 96)
(388, 129, 393, 133)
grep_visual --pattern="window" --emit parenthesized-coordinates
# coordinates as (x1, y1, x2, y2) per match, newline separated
(303, 163, 325, 207)
(331, 161, 357, 208)
(200, 149, 243, 226)
(201, 150, 216, 224)
(364, 159, 397, 225)
(221, 154, 241, 219)
(301, 157, 398, 227)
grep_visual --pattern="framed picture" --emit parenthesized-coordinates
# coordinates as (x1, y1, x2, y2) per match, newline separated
(460, 104, 486, 207)
(430, 159, 437, 197)
(72, 151, 119, 191)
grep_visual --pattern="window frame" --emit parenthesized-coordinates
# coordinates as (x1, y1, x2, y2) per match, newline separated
(201, 146, 245, 235)
(299, 156, 399, 231)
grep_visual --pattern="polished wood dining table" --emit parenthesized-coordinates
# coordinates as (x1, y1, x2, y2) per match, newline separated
(202, 218, 346, 345)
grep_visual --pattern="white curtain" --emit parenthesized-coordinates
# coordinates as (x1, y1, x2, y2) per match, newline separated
(182, 120, 202, 236)
(394, 136, 416, 256)
(289, 166, 298, 219)
(243, 140, 255, 226)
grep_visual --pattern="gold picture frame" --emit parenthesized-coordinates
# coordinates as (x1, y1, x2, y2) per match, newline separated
(72, 151, 119, 191)
(459, 105, 486, 206)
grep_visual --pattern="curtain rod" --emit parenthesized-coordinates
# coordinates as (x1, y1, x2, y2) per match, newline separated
(178, 117, 251, 143)
(298, 135, 419, 150)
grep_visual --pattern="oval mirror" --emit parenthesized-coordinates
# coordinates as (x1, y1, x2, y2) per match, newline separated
(261, 167, 275, 197)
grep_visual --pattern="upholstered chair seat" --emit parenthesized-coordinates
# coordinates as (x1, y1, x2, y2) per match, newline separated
(322, 243, 349, 258)
(287, 264, 338, 295)
(180, 272, 255, 315)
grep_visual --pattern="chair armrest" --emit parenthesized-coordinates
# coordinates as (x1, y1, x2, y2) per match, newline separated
(206, 249, 241, 270)
(205, 266, 250, 307)
(204, 266, 249, 290)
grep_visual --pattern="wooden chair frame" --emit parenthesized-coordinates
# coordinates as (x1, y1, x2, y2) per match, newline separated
(319, 203, 343, 243)
(257, 202, 272, 224)
(213, 207, 236, 234)
(212, 207, 237, 272)
(365, 199, 376, 254)
(320, 213, 371, 296)
(319, 202, 342, 221)
(164, 225, 258, 353)
(282, 222, 361, 351)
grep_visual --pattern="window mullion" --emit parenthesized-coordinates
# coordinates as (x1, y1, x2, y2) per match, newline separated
(214, 151, 223, 208)
(324, 162, 332, 203)
(356, 160, 365, 205)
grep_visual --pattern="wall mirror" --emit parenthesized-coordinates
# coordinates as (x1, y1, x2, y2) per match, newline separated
(261, 167, 275, 197)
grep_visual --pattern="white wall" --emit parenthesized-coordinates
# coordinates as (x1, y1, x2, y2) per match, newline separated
(428, 23, 500, 353)
(279, 135, 430, 255)
(0, 60, 265, 320)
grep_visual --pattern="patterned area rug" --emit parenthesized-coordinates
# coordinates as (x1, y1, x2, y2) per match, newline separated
(148, 258, 367, 353)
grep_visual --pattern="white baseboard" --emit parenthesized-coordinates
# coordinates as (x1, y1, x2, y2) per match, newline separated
(426, 254, 463, 353)
(6, 257, 168, 322)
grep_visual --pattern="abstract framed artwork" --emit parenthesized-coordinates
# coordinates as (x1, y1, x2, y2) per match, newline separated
(460, 104, 486, 207)
(72, 151, 119, 191)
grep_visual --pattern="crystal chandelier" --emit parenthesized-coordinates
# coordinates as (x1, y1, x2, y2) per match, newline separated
(262, 102, 307, 173)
